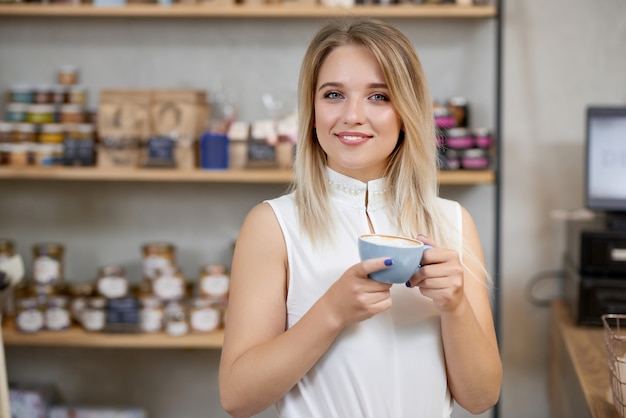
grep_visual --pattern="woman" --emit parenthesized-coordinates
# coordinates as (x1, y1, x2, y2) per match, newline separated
(219, 17, 502, 418)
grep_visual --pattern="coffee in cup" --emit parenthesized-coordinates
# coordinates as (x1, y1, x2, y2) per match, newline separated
(358, 234, 432, 284)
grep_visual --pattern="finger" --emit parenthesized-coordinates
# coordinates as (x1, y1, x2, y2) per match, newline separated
(359, 257, 394, 276)
(416, 234, 437, 248)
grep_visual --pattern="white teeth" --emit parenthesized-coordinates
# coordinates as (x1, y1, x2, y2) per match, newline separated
(342, 135, 363, 141)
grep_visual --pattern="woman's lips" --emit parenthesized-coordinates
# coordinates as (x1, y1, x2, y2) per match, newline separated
(336, 132, 371, 146)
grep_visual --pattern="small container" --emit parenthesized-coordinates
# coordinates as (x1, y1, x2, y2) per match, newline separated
(472, 128, 493, 149)
(27, 104, 56, 124)
(16, 297, 44, 333)
(152, 266, 186, 301)
(57, 65, 79, 86)
(45, 295, 71, 331)
(434, 106, 457, 129)
(96, 265, 129, 299)
(445, 128, 473, 150)
(0, 122, 13, 143)
(0, 144, 10, 165)
(69, 282, 94, 324)
(39, 123, 65, 144)
(139, 296, 164, 333)
(32, 242, 64, 285)
(50, 84, 69, 105)
(200, 132, 229, 170)
(14, 122, 37, 143)
(189, 297, 221, 333)
(82, 296, 107, 332)
(8, 84, 34, 104)
(461, 148, 490, 170)
(165, 302, 188, 337)
(227, 121, 250, 169)
(447, 96, 469, 128)
(33, 85, 54, 105)
(0, 239, 15, 261)
(142, 242, 176, 281)
(59, 104, 84, 124)
(6, 103, 29, 123)
(34, 143, 63, 166)
(7, 143, 30, 167)
(198, 264, 229, 304)
(67, 85, 87, 106)
(443, 149, 462, 170)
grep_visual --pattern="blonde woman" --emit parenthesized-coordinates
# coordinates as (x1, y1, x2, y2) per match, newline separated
(219, 17, 502, 418)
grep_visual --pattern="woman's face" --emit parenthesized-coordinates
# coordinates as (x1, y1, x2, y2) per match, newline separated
(314, 44, 402, 182)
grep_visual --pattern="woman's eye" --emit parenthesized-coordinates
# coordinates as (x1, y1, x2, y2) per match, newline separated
(325, 91, 343, 100)
(370, 93, 389, 102)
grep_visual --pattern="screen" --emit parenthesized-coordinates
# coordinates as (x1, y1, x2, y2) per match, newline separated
(586, 106, 626, 213)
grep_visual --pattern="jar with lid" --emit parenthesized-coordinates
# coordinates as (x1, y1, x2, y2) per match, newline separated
(45, 295, 71, 331)
(64, 123, 95, 166)
(189, 297, 221, 333)
(81, 296, 106, 332)
(8, 84, 34, 104)
(27, 104, 55, 124)
(446, 96, 469, 128)
(6, 103, 29, 123)
(164, 301, 188, 337)
(198, 264, 230, 304)
(0, 122, 13, 144)
(16, 297, 44, 333)
(51, 85, 68, 105)
(14, 122, 37, 143)
(57, 65, 79, 86)
(472, 127, 493, 149)
(67, 85, 87, 106)
(33, 85, 54, 105)
(0, 239, 14, 262)
(152, 266, 186, 301)
(142, 242, 176, 281)
(68, 282, 94, 324)
(59, 104, 84, 124)
(96, 265, 129, 299)
(7, 143, 30, 167)
(445, 128, 473, 150)
(34, 143, 63, 167)
(139, 296, 164, 333)
(32, 242, 64, 285)
(227, 121, 250, 169)
(39, 123, 65, 144)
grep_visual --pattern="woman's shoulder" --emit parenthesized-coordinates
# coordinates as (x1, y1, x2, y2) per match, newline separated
(434, 196, 462, 219)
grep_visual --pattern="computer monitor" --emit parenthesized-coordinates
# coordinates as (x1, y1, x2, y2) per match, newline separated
(585, 106, 626, 229)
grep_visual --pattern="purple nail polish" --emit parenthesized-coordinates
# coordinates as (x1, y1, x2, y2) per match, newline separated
(384, 258, 393, 266)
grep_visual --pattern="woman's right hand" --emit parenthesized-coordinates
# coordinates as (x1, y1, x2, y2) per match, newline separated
(323, 258, 394, 328)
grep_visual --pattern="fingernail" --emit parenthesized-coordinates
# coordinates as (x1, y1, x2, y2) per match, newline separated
(405, 280, 411, 287)
(384, 258, 393, 266)
(417, 234, 427, 239)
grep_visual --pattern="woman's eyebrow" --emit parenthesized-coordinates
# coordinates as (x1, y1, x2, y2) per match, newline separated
(317, 82, 389, 91)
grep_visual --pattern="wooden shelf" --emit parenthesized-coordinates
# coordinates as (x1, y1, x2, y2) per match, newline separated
(0, 3, 496, 18)
(0, 166, 494, 185)
(2, 323, 224, 349)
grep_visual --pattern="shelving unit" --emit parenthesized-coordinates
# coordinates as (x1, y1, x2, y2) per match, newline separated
(2, 323, 224, 349)
(0, 3, 496, 18)
(0, 3, 503, 417)
(0, 167, 495, 184)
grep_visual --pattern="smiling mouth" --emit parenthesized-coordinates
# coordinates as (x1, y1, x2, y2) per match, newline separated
(337, 134, 371, 143)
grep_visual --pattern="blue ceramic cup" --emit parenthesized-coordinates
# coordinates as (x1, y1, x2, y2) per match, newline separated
(358, 234, 433, 284)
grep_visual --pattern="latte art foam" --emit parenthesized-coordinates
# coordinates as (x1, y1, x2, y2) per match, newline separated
(361, 235, 422, 247)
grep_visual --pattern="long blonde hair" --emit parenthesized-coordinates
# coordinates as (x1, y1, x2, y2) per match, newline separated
(292, 18, 454, 250)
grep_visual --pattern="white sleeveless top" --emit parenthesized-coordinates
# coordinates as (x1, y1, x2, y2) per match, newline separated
(267, 168, 462, 418)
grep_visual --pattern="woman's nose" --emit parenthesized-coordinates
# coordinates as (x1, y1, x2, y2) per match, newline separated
(343, 98, 365, 125)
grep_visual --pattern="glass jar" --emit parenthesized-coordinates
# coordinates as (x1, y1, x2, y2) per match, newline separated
(45, 295, 71, 331)
(33, 85, 54, 105)
(67, 85, 87, 105)
(139, 296, 164, 333)
(27, 104, 55, 124)
(227, 121, 250, 169)
(82, 296, 107, 332)
(445, 127, 473, 150)
(16, 297, 44, 333)
(57, 65, 79, 86)
(69, 282, 94, 324)
(6, 103, 29, 123)
(164, 301, 188, 337)
(189, 297, 221, 333)
(59, 104, 84, 124)
(14, 122, 37, 143)
(32, 242, 64, 285)
(8, 84, 34, 104)
(0, 122, 13, 143)
(142, 242, 176, 281)
(198, 264, 230, 304)
(34, 143, 63, 167)
(472, 127, 492, 149)
(152, 266, 186, 301)
(7, 143, 30, 167)
(96, 265, 129, 299)
(51, 84, 68, 105)
(39, 123, 65, 144)
(0, 239, 14, 261)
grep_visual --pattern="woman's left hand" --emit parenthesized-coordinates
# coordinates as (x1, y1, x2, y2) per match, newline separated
(404, 235, 465, 313)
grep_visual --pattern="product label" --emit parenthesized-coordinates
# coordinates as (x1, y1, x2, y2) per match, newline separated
(33, 256, 60, 284)
(200, 275, 229, 298)
(143, 255, 171, 280)
(140, 308, 164, 333)
(97, 276, 129, 299)
(153, 275, 184, 300)
(190, 308, 220, 333)
(82, 309, 105, 332)
(17, 310, 44, 333)
(166, 321, 188, 337)
(46, 308, 70, 331)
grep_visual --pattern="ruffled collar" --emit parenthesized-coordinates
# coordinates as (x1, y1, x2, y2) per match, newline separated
(325, 167, 386, 210)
